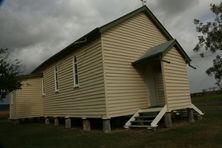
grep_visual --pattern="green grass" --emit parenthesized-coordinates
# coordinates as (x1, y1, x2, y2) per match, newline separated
(0, 94, 222, 148)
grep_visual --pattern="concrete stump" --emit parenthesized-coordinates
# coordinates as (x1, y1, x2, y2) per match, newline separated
(36, 117, 41, 122)
(103, 119, 111, 133)
(11, 119, 20, 125)
(65, 118, 71, 128)
(188, 108, 195, 123)
(54, 118, 59, 126)
(45, 118, 50, 125)
(21, 118, 26, 122)
(164, 112, 172, 128)
(82, 119, 91, 131)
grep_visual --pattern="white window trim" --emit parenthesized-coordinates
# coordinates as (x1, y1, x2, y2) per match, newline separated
(54, 66, 59, 92)
(42, 78, 45, 96)
(73, 56, 79, 88)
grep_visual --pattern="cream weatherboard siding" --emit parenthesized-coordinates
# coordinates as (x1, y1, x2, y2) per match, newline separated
(102, 12, 168, 118)
(161, 47, 191, 112)
(10, 78, 44, 119)
(43, 38, 106, 118)
(9, 7, 194, 122)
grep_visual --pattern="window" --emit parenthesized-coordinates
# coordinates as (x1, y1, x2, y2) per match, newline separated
(10, 92, 14, 105)
(73, 56, 79, 87)
(54, 66, 59, 92)
(42, 78, 45, 95)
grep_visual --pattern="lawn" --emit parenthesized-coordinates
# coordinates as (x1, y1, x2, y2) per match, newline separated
(0, 95, 222, 148)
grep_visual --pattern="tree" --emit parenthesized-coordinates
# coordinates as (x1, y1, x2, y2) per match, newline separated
(0, 48, 21, 99)
(206, 55, 222, 89)
(194, 2, 222, 89)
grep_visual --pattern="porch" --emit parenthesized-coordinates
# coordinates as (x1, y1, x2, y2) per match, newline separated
(124, 104, 204, 129)
(124, 40, 204, 129)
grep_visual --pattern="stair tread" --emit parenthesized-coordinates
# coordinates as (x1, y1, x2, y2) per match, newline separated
(131, 120, 152, 124)
(136, 115, 156, 118)
(140, 111, 160, 114)
(148, 106, 164, 108)
(141, 107, 162, 112)
(129, 125, 151, 128)
(139, 113, 159, 116)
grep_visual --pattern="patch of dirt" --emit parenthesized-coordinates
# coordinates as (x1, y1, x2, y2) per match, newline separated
(0, 111, 9, 118)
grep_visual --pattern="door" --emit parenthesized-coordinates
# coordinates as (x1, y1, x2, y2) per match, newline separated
(145, 65, 158, 106)
(154, 71, 165, 106)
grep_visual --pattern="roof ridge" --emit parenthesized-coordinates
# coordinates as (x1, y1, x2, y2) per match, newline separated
(132, 39, 191, 66)
(31, 6, 190, 74)
(99, 6, 146, 32)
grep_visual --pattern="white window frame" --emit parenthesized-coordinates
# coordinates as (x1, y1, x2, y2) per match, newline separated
(54, 66, 59, 92)
(10, 92, 14, 105)
(42, 78, 45, 96)
(73, 56, 79, 88)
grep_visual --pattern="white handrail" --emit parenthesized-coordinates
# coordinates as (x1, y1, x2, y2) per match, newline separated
(124, 109, 142, 128)
(191, 104, 204, 115)
(151, 105, 167, 127)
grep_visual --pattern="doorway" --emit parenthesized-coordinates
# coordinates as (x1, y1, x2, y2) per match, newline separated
(145, 62, 165, 107)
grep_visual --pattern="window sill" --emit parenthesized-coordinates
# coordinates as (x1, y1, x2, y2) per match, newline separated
(73, 85, 80, 89)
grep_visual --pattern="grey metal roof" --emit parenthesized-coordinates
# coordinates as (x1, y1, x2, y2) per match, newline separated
(132, 39, 190, 66)
(32, 6, 191, 74)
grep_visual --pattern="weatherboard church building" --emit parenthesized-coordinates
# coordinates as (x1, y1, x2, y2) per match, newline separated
(9, 6, 203, 132)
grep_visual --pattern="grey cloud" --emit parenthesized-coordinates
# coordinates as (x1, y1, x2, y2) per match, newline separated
(149, 0, 220, 92)
(0, 0, 219, 92)
(0, 0, 105, 73)
(0, 0, 140, 73)
(154, 0, 199, 16)
(188, 55, 217, 93)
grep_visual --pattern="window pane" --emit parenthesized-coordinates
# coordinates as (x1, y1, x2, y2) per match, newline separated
(73, 56, 79, 86)
(75, 74, 79, 84)
(54, 66, 58, 90)
(75, 64, 78, 74)
(42, 78, 45, 94)
(56, 81, 58, 89)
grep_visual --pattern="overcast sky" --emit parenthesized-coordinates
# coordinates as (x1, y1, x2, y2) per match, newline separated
(0, 0, 221, 93)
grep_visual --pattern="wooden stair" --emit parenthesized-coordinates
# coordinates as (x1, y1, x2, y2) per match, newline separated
(124, 104, 204, 129)
(124, 105, 167, 129)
